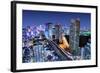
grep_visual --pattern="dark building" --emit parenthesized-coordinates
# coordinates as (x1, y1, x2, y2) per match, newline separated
(69, 18, 80, 58)
(55, 24, 62, 40)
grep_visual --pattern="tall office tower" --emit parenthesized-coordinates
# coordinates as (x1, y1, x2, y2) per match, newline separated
(52, 26, 56, 41)
(69, 18, 80, 59)
(45, 23, 53, 40)
(54, 24, 62, 41)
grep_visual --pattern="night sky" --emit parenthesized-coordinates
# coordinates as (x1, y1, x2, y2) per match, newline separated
(22, 10, 91, 29)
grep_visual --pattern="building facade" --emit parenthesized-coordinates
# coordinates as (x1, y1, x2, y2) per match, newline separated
(69, 18, 80, 59)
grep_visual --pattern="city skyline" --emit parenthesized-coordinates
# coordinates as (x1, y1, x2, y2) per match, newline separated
(23, 10, 91, 30)
(22, 10, 91, 62)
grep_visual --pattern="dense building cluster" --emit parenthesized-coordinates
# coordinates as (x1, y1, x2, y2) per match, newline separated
(22, 19, 91, 63)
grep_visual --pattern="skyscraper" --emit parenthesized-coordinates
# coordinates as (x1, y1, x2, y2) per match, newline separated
(69, 18, 80, 58)
(45, 23, 53, 40)
(54, 24, 62, 40)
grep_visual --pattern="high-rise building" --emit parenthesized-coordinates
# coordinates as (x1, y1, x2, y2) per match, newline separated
(69, 18, 80, 58)
(45, 23, 53, 40)
(52, 26, 56, 41)
(54, 24, 62, 40)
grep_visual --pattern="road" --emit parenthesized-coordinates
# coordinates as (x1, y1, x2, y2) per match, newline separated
(23, 39, 73, 63)
(47, 39, 73, 60)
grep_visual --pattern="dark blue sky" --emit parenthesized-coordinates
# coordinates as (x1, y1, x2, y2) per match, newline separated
(22, 10, 91, 29)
